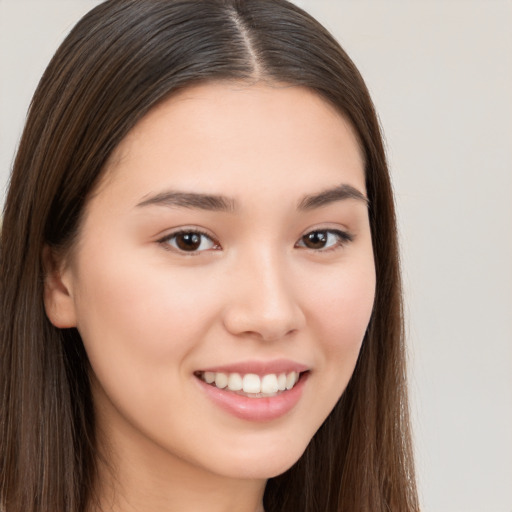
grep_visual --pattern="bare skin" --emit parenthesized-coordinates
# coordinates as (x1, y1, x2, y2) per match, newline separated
(44, 81, 375, 512)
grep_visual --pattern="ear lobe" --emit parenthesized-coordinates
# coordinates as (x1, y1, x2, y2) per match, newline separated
(42, 245, 77, 328)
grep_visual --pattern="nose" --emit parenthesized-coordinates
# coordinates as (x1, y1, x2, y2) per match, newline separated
(222, 251, 305, 342)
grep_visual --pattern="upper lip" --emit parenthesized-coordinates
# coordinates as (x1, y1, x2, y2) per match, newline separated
(197, 359, 310, 376)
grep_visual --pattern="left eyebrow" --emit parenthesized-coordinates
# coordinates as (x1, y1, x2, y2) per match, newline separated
(136, 191, 236, 212)
(297, 184, 369, 210)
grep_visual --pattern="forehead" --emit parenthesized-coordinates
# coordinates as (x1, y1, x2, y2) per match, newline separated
(99, 81, 366, 205)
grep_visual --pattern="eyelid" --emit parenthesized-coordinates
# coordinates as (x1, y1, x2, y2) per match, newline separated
(295, 228, 354, 252)
(155, 226, 354, 255)
(157, 227, 221, 254)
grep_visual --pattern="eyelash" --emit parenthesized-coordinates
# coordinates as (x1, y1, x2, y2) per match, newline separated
(296, 229, 354, 253)
(158, 228, 220, 255)
(158, 228, 354, 255)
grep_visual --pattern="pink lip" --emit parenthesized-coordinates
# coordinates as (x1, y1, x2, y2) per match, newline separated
(196, 370, 309, 422)
(198, 358, 309, 376)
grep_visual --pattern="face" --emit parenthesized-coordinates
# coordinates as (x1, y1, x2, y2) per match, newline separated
(45, 82, 375, 484)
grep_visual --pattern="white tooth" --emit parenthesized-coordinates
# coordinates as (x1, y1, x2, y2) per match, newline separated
(204, 371, 215, 384)
(227, 373, 243, 391)
(295, 372, 301, 384)
(277, 373, 287, 391)
(261, 374, 279, 394)
(214, 372, 228, 389)
(285, 371, 297, 390)
(242, 374, 261, 394)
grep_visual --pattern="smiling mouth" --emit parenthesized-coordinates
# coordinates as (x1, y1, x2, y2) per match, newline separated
(194, 370, 306, 398)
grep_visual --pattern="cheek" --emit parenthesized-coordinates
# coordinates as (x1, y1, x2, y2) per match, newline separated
(308, 261, 375, 345)
(303, 260, 375, 391)
(72, 256, 226, 448)
(325, 279, 374, 350)
(72, 254, 221, 382)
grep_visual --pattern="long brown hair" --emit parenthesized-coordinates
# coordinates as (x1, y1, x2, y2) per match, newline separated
(0, 1, 418, 511)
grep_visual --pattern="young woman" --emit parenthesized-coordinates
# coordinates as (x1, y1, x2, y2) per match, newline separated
(0, 1, 418, 511)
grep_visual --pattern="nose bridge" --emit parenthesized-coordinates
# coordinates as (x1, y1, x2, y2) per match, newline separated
(223, 244, 304, 341)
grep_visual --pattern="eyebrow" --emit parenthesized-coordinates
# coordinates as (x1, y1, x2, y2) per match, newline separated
(297, 184, 369, 210)
(136, 191, 236, 212)
(136, 184, 368, 212)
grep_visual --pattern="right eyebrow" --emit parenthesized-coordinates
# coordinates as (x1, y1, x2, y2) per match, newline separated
(136, 191, 237, 212)
(297, 184, 369, 210)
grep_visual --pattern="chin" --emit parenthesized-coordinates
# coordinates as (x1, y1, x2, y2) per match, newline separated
(210, 437, 311, 480)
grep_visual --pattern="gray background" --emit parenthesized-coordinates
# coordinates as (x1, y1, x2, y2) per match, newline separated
(1, 1, 511, 510)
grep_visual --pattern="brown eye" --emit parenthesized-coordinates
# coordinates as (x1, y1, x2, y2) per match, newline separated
(163, 231, 217, 253)
(296, 229, 353, 251)
(175, 232, 202, 251)
(302, 231, 329, 249)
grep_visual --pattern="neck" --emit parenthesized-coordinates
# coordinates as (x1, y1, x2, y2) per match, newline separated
(91, 453, 267, 512)
(89, 403, 267, 512)
(92, 475, 265, 512)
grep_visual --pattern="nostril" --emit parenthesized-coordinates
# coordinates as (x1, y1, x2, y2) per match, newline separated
(221, 268, 306, 340)
(222, 307, 304, 342)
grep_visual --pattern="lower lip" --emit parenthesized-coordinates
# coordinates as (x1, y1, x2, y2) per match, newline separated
(196, 372, 309, 422)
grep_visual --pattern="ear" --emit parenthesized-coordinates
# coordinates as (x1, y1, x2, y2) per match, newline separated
(42, 245, 78, 328)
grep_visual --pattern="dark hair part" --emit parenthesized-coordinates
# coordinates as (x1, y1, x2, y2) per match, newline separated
(0, 1, 418, 511)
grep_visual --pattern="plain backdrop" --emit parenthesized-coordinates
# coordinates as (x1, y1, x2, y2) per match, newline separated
(1, 1, 511, 511)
